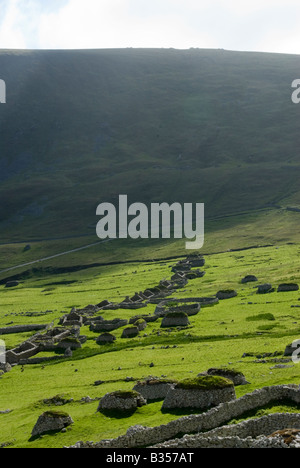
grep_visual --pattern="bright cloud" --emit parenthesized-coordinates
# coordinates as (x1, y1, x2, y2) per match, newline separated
(0, 0, 299, 54)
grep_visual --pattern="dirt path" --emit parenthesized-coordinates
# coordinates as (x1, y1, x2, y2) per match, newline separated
(0, 239, 112, 274)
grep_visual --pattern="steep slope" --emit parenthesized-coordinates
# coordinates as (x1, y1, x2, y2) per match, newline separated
(0, 48, 299, 242)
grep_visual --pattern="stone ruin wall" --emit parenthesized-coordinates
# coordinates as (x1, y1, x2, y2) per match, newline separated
(68, 385, 300, 448)
(152, 413, 300, 448)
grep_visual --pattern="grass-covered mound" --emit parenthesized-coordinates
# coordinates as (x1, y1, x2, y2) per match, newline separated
(176, 375, 234, 391)
(110, 390, 141, 400)
(137, 378, 178, 386)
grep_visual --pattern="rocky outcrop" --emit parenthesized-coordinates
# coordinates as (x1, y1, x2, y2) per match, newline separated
(31, 411, 73, 437)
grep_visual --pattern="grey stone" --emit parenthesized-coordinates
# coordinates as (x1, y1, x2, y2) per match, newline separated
(31, 411, 73, 437)
(97, 390, 146, 412)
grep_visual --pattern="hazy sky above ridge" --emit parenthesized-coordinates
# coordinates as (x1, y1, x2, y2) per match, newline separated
(0, 0, 299, 54)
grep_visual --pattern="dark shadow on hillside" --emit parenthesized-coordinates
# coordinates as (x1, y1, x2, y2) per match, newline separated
(97, 408, 137, 419)
(160, 407, 203, 416)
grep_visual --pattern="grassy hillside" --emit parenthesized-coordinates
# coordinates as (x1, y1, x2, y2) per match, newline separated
(1, 244, 300, 448)
(0, 48, 299, 245)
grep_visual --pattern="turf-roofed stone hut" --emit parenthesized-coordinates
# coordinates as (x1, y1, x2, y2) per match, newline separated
(31, 411, 74, 438)
(133, 378, 178, 401)
(96, 333, 116, 345)
(161, 375, 236, 410)
(161, 312, 190, 328)
(121, 326, 139, 338)
(97, 390, 147, 413)
(216, 289, 238, 300)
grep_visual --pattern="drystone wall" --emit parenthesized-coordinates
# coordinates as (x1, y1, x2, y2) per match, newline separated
(67, 385, 300, 448)
(152, 413, 300, 448)
(161, 385, 236, 410)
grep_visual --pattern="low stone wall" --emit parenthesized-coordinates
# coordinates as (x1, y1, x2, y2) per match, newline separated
(67, 385, 300, 448)
(6, 341, 40, 364)
(167, 303, 200, 316)
(0, 324, 47, 335)
(19, 355, 65, 365)
(90, 319, 128, 332)
(152, 413, 300, 448)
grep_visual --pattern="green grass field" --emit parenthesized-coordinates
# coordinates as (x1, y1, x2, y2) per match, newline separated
(1, 240, 300, 448)
(1, 47, 300, 449)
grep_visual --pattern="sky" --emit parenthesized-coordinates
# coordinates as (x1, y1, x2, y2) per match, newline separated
(0, 0, 300, 54)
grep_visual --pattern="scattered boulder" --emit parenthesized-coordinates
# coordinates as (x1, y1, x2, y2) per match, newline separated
(161, 312, 190, 328)
(257, 284, 274, 294)
(216, 290, 237, 300)
(198, 368, 249, 386)
(161, 375, 236, 410)
(0, 363, 11, 374)
(43, 395, 73, 406)
(64, 347, 73, 358)
(241, 275, 258, 284)
(278, 283, 299, 292)
(133, 378, 178, 401)
(96, 333, 116, 345)
(31, 411, 74, 437)
(97, 390, 146, 413)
